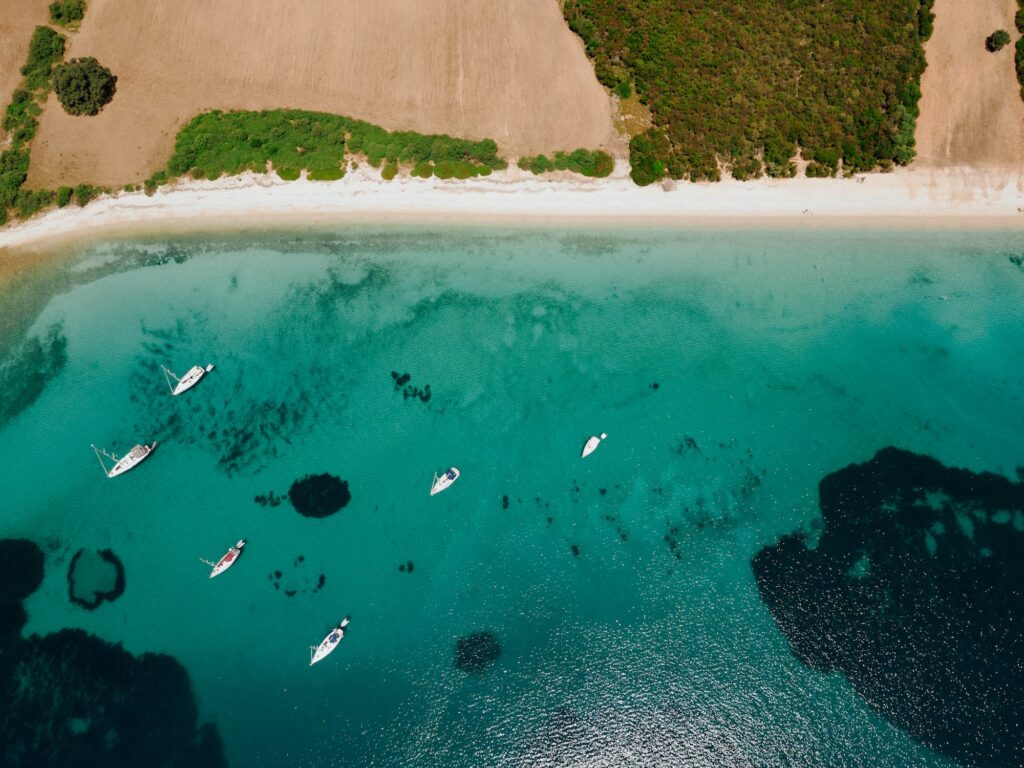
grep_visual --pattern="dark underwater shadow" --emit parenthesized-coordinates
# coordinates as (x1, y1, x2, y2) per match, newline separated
(752, 447, 1023, 767)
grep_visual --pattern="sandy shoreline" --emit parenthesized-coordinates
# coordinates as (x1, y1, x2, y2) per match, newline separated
(2, 162, 1023, 251)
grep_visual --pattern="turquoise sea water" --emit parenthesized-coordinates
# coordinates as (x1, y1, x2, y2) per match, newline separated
(1, 226, 1022, 767)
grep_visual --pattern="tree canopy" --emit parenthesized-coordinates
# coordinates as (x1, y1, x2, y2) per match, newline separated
(563, 0, 936, 183)
(52, 57, 116, 116)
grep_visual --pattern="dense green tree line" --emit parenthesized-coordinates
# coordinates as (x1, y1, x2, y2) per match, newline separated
(518, 149, 614, 177)
(0, 26, 66, 224)
(1017, 1, 1024, 99)
(563, 0, 937, 183)
(152, 109, 506, 189)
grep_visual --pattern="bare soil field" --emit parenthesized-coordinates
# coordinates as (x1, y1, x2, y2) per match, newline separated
(0, 0, 50, 112)
(26, 0, 617, 188)
(916, 0, 1024, 166)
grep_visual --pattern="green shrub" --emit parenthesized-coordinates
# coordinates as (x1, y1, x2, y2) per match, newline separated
(381, 161, 398, 180)
(986, 30, 1011, 52)
(308, 167, 344, 181)
(143, 170, 167, 195)
(275, 166, 300, 181)
(412, 161, 433, 178)
(614, 81, 632, 99)
(16, 188, 54, 218)
(49, 0, 86, 26)
(53, 57, 117, 116)
(156, 109, 505, 186)
(56, 186, 73, 206)
(1016, 8, 1024, 34)
(1016, 37, 1024, 95)
(21, 26, 65, 90)
(73, 184, 100, 206)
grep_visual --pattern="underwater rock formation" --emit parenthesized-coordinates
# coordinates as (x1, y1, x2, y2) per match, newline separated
(0, 326, 68, 431)
(67, 548, 125, 610)
(288, 473, 351, 518)
(752, 447, 1024, 767)
(0, 537, 226, 767)
(0, 539, 44, 639)
(454, 631, 502, 673)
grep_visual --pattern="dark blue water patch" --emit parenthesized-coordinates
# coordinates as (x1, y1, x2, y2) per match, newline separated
(1008, 254, 1023, 271)
(0, 538, 226, 768)
(0, 325, 67, 430)
(752, 447, 1024, 767)
(390, 370, 432, 403)
(66, 548, 125, 611)
(288, 473, 351, 518)
(0, 539, 43, 640)
(454, 631, 502, 673)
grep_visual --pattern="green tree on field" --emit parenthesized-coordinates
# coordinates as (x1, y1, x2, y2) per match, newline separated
(49, 0, 86, 26)
(985, 30, 1011, 52)
(53, 57, 116, 116)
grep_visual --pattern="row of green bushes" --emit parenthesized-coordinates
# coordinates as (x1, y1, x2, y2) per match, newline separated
(517, 149, 614, 178)
(1016, 1, 1024, 99)
(564, 0, 937, 183)
(147, 109, 507, 190)
(0, 26, 67, 224)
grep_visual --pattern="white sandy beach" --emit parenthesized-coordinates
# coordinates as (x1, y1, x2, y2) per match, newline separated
(2, 162, 1023, 251)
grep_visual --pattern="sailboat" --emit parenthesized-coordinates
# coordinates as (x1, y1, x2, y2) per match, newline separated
(200, 539, 246, 578)
(92, 442, 156, 478)
(581, 432, 607, 458)
(310, 616, 351, 666)
(430, 467, 460, 496)
(162, 363, 214, 396)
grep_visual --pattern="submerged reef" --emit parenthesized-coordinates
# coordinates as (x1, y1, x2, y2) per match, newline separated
(288, 473, 351, 518)
(0, 539, 44, 639)
(67, 548, 125, 610)
(390, 370, 432, 403)
(752, 447, 1024, 767)
(0, 325, 67, 431)
(0, 538, 226, 768)
(454, 631, 502, 673)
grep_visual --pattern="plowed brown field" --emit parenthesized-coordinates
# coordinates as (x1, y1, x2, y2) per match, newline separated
(26, 0, 617, 187)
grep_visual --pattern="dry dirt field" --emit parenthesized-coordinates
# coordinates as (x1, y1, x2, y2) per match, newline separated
(26, 0, 617, 187)
(0, 0, 51, 109)
(916, 0, 1024, 166)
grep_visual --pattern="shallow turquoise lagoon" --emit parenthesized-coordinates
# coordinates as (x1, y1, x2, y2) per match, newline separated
(1, 227, 1022, 766)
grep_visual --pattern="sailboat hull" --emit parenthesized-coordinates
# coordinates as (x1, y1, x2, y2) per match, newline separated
(107, 443, 155, 477)
(171, 365, 209, 396)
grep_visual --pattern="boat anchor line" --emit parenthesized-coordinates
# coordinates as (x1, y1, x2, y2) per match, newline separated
(162, 363, 215, 396)
(91, 441, 156, 478)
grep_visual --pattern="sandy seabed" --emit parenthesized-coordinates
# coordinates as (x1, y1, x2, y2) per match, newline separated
(2, 162, 1023, 252)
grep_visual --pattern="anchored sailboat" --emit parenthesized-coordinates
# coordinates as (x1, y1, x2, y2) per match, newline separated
(430, 467, 460, 496)
(310, 616, 350, 666)
(162, 363, 214, 396)
(201, 539, 246, 578)
(92, 442, 156, 478)
(581, 432, 607, 458)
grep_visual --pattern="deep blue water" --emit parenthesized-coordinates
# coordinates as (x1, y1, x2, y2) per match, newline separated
(1, 226, 1022, 767)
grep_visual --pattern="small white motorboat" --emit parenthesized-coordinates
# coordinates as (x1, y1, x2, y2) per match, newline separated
(201, 539, 246, 578)
(162, 363, 214, 396)
(92, 442, 156, 478)
(430, 467, 460, 496)
(310, 616, 350, 666)
(581, 432, 607, 458)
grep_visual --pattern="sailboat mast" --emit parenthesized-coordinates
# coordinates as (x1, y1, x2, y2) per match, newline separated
(91, 444, 110, 476)
(161, 365, 179, 394)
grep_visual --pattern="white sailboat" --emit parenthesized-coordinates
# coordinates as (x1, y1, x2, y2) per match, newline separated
(200, 539, 246, 578)
(430, 467, 460, 496)
(92, 442, 156, 478)
(581, 432, 607, 458)
(162, 363, 214, 396)
(310, 617, 351, 666)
